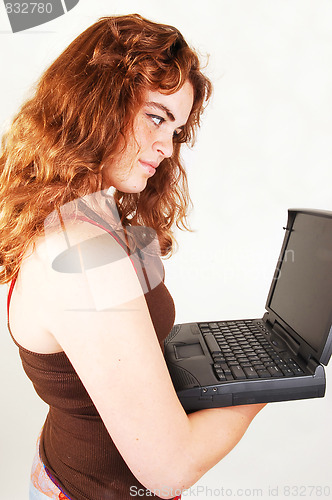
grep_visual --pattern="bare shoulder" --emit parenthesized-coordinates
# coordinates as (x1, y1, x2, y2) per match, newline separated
(35, 215, 127, 265)
(9, 218, 128, 352)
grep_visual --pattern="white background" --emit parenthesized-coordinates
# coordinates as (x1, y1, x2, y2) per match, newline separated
(0, 1, 331, 499)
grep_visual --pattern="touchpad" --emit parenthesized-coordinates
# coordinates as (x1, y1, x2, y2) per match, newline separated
(175, 343, 204, 359)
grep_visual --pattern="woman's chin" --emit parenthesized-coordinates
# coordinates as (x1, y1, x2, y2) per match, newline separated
(111, 180, 148, 194)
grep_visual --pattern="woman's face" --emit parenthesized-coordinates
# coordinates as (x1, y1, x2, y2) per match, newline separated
(102, 80, 194, 193)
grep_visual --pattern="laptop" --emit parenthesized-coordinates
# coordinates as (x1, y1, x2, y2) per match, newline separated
(164, 209, 332, 411)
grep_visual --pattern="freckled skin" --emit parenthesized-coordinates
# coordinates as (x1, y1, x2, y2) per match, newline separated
(102, 82, 194, 193)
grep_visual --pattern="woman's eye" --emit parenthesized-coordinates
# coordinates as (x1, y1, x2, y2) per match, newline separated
(147, 114, 165, 126)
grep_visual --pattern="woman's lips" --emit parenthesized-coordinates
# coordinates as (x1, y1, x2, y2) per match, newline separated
(139, 160, 157, 176)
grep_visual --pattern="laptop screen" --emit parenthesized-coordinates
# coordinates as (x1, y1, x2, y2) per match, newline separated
(268, 212, 332, 354)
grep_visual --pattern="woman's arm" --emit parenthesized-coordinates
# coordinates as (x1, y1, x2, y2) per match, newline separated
(33, 220, 265, 499)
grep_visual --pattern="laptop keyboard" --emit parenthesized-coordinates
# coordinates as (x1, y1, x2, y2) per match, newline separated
(199, 320, 305, 382)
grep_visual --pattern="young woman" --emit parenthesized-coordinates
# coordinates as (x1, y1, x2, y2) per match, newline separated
(0, 14, 265, 500)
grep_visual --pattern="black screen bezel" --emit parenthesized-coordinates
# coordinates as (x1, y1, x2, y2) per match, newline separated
(265, 209, 332, 365)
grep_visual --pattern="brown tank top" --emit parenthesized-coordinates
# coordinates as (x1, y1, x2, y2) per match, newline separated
(8, 208, 176, 500)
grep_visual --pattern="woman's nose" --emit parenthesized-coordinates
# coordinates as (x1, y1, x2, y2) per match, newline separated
(154, 133, 174, 159)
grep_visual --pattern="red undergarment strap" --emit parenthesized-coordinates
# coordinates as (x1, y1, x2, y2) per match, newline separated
(7, 275, 17, 319)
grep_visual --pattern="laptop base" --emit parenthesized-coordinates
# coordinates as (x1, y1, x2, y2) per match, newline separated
(165, 320, 326, 412)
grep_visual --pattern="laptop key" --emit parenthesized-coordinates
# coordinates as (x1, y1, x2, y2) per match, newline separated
(248, 355, 260, 361)
(267, 366, 283, 377)
(243, 366, 258, 379)
(241, 362, 253, 368)
(212, 354, 225, 362)
(214, 368, 226, 381)
(287, 359, 304, 373)
(255, 348, 266, 355)
(282, 367, 294, 376)
(204, 334, 221, 354)
(230, 365, 246, 380)
(252, 362, 265, 368)
(236, 355, 248, 361)
(257, 369, 272, 378)
(218, 362, 231, 372)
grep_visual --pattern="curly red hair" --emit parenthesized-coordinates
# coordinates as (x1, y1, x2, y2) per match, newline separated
(0, 14, 212, 284)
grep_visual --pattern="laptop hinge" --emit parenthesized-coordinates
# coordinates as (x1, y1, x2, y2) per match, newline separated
(263, 314, 300, 356)
(306, 356, 319, 373)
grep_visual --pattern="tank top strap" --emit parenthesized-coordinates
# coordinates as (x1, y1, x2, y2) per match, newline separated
(75, 214, 139, 274)
(75, 215, 128, 253)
